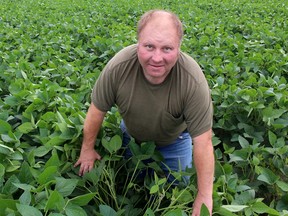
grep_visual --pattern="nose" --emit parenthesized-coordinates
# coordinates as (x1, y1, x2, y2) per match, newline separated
(151, 49, 163, 62)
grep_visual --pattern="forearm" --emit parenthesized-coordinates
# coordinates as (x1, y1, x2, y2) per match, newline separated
(81, 103, 106, 151)
(193, 142, 214, 196)
(191, 129, 214, 215)
(193, 129, 214, 195)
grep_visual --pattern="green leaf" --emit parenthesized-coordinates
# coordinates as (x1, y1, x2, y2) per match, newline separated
(175, 190, 193, 203)
(99, 205, 117, 216)
(0, 143, 14, 155)
(34, 146, 52, 157)
(144, 208, 155, 216)
(0, 199, 18, 214)
(200, 204, 210, 216)
(257, 167, 279, 185)
(69, 193, 96, 206)
(17, 122, 35, 133)
(268, 131, 277, 147)
(238, 136, 249, 148)
(109, 135, 122, 152)
(16, 203, 42, 216)
(13, 183, 35, 191)
(0, 119, 12, 134)
(276, 181, 288, 192)
(221, 205, 248, 212)
(19, 190, 31, 205)
(128, 141, 141, 156)
(55, 177, 78, 197)
(263, 107, 286, 123)
(18, 161, 34, 184)
(216, 207, 238, 216)
(0, 164, 5, 179)
(45, 190, 65, 212)
(163, 209, 186, 216)
(3, 175, 20, 195)
(252, 201, 280, 215)
(65, 203, 87, 216)
(150, 185, 159, 194)
(229, 149, 248, 162)
(102, 135, 122, 154)
(45, 136, 66, 147)
(45, 150, 61, 168)
(37, 166, 58, 185)
(158, 178, 167, 185)
(141, 141, 156, 155)
(48, 214, 65, 216)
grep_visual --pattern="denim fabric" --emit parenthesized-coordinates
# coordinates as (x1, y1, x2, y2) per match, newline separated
(120, 120, 193, 184)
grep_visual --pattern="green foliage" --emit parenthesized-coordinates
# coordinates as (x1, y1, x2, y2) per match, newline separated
(0, 0, 287, 215)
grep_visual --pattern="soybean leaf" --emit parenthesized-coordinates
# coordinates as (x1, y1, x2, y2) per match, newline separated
(99, 205, 117, 216)
(18, 161, 34, 183)
(34, 146, 52, 157)
(37, 166, 58, 185)
(128, 141, 141, 156)
(2, 175, 20, 195)
(16, 203, 42, 216)
(175, 190, 193, 204)
(0, 119, 12, 134)
(19, 190, 31, 205)
(69, 193, 96, 206)
(0, 144, 14, 155)
(110, 135, 122, 153)
(221, 205, 248, 212)
(276, 181, 288, 192)
(45, 190, 65, 212)
(65, 203, 87, 216)
(102, 135, 122, 154)
(141, 141, 156, 156)
(45, 136, 66, 147)
(0, 164, 5, 179)
(0, 199, 18, 213)
(163, 209, 187, 216)
(268, 131, 277, 147)
(55, 177, 78, 197)
(252, 201, 280, 215)
(238, 136, 250, 148)
(49, 214, 65, 216)
(45, 150, 61, 168)
(257, 167, 279, 185)
(13, 183, 35, 191)
(144, 208, 155, 216)
(263, 107, 286, 123)
(17, 122, 35, 134)
(150, 185, 159, 194)
(200, 204, 210, 216)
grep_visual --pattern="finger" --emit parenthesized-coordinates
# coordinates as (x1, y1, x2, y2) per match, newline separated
(94, 153, 101, 160)
(88, 164, 94, 172)
(79, 164, 92, 176)
(74, 160, 80, 167)
(79, 164, 88, 176)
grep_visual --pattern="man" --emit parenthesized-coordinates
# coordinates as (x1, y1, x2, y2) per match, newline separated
(74, 10, 214, 216)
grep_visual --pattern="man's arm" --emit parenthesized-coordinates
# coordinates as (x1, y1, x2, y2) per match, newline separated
(191, 129, 214, 216)
(74, 103, 106, 176)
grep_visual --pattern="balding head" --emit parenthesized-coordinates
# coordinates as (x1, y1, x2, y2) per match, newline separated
(137, 10, 183, 43)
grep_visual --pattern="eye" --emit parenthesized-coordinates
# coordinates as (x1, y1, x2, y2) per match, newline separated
(145, 44, 154, 50)
(163, 47, 172, 52)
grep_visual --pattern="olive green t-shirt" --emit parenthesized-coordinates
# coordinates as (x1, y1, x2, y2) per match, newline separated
(92, 44, 213, 146)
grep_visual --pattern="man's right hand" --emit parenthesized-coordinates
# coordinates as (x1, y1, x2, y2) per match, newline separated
(74, 148, 101, 176)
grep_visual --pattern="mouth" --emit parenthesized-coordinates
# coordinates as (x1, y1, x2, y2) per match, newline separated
(149, 64, 164, 68)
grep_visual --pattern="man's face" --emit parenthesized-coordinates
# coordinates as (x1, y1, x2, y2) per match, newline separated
(137, 15, 180, 84)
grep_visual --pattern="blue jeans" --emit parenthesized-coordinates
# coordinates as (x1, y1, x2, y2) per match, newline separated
(120, 121, 193, 184)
